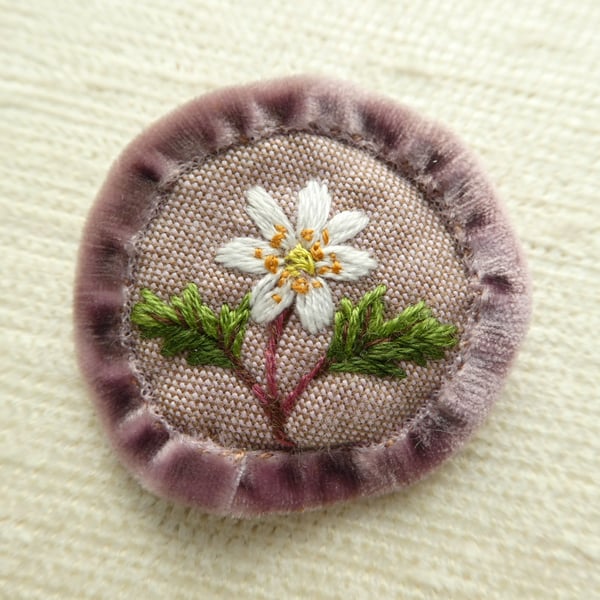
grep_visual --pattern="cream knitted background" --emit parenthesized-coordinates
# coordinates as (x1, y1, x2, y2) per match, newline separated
(1, 1, 598, 598)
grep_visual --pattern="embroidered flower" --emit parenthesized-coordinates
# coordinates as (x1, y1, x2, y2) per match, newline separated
(216, 180, 377, 333)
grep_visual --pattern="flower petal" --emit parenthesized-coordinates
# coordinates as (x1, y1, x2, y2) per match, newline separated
(215, 237, 277, 274)
(295, 278, 334, 334)
(324, 210, 369, 245)
(246, 186, 294, 245)
(250, 273, 294, 324)
(296, 180, 331, 235)
(318, 245, 377, 281)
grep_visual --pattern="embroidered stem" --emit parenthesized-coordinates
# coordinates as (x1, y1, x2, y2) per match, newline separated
(132, 284, 457, 450)
(281, 287, 458, 418)
(222, 346, 294, 448)
(264, 307, 294, 447)
(130, 286, 295, 447)
(282, 354, 331, 417)
(265, 307, 292, 402)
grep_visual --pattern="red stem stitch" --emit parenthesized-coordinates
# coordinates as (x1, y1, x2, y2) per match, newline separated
(282, 354, 331, 417)
(221, 344, 295, 448)
(265, 308, 292, 402)
(224, 308, 329, 446)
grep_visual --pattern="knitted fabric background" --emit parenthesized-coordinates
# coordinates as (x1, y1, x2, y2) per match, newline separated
(1, 1, 598, 598)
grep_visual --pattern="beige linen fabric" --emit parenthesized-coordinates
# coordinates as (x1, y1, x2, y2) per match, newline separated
(130, 133, 473, 448)
(1, 1, 598, 598)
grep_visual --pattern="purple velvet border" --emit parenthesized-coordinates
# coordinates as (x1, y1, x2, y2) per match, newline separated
(74, 76, 531, 516)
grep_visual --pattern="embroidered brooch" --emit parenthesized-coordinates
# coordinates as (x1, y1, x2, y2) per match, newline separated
(74, 77, 531, 516)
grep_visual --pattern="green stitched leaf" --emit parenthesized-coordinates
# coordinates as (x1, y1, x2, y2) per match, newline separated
(187, 346, 233, 368)
(130, 284, 251, 368)
(326, 286, 458, 378)
(229, 294, 251, 357)
(328, 357, 407, 378)
(216, 293, 251, 358)
(377, 301, 430, 338)
(131, 289, 178, 335)
(160, 328, 208, 357)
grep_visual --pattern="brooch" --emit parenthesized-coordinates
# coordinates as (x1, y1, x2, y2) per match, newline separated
(75, 77, 531, 515)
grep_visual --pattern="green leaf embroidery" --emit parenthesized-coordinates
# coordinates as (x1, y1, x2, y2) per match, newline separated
(131, 284, 251, 368)
(326, 285, 458, 378)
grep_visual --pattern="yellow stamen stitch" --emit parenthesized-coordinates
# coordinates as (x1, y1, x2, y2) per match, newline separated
(301, 228, 314, 242)
(285, 243, 316, 276)
(272, 294, 282, 304)
(264, 255, 279, 273)
(312, 280, 323, 289)
(322, 228, 330, 245)
(254, 248, 263, 259)
(318, 266, 331, 275)
(310, 241, 325, 261)
(291, 277, 310, 295)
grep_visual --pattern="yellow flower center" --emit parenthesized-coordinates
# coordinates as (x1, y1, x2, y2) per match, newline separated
(285, 243, 316, 276)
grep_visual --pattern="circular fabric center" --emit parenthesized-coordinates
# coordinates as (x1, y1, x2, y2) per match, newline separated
(126, 133, 475, 450)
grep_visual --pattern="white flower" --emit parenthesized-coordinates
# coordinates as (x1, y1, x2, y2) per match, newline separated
(215, 180, 377, 333)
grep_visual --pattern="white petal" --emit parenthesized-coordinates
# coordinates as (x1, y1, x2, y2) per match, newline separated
(246, 186, 294, 243)
(296, 180, 331, 234)
(319, 245, 377, 281)
(295, 278, 334, 334)
(250, 273, 294, 324)
(324, 210, 370, 245)
(215, 237, 276, 274)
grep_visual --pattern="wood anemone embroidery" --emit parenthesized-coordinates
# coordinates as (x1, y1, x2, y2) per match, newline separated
(215, 180, 377, 333)
(131, 181, 458, 448)
(75, 77, 532, 515)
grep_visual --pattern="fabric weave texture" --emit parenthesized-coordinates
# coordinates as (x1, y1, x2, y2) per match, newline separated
(130, 133, 474, 449)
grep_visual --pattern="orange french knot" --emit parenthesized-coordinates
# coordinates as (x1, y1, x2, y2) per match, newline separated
(310, 241, 325, 261)
(328, 252, 343, 274)
(254, 248, 263, 259)
(264, 255, 279, 273)
(301, 228, 314, 242)
(278, 270, 290, 287)
(291, 277, 310, 294)
(270, 224, 288, 248)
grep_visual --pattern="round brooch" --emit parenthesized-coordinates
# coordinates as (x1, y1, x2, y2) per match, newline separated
(75, 77, 531, 516)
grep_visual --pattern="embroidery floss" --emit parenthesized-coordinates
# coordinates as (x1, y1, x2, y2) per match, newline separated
(215, 180, 377, 333)
(132, 281, 457, 446)
(128, 180, 458, 447)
